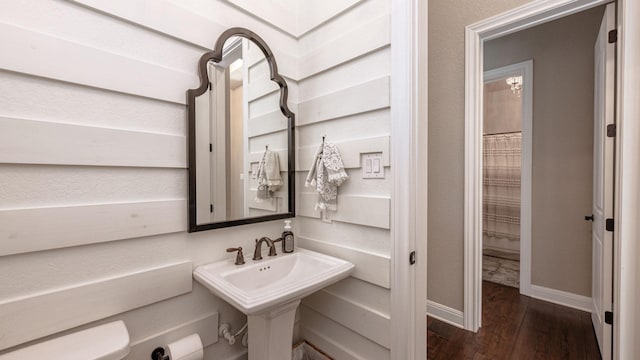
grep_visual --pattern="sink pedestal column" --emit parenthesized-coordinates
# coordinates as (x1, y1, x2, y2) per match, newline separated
(247, 299, 300, 360)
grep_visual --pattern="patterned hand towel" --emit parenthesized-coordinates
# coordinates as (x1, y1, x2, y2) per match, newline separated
(305, 142, 348, 211)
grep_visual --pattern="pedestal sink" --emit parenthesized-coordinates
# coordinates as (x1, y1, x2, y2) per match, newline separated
(193, 248, 354, 360)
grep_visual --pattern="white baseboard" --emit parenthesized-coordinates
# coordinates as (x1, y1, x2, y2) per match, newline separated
(426, 300, 464, 329)
(529, 285, 592, 313)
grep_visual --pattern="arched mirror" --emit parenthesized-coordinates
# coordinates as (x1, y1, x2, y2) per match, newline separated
(187, 28, 295, 232)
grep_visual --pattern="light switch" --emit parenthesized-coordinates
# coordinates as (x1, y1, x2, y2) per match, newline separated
(361, 153, 385, 179)
(373, 158, 380, 173)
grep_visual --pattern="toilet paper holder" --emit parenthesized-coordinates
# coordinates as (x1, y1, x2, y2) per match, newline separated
(150, 333, 203, 360)
(151, 347, 169, 360)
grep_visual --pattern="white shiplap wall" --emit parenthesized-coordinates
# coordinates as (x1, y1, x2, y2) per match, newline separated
(245, 39, 294, 216)
(0, 0, 393, 359)
(295, 0, 393, 358)
(0, 1, 297, 359)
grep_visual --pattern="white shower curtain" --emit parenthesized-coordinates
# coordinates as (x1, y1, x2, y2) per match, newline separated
(483, 133, 521, 243)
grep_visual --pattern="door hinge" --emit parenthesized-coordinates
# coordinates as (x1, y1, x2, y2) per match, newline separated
(607, 124, 617, 137)
(608, 29, 618, 43)
(605, 311, 613, 325)
(210, 204, 214, 213)
(606, 218, 614, 232)
(409, 251, 416, 265)
(208, 82, 212, 91)
(209, 143, 213, 152)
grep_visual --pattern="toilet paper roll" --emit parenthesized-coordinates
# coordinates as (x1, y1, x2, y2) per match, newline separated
(166, 333, 203, 360)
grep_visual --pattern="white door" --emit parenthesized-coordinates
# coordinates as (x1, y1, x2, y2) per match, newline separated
(591, 3, 615, 359)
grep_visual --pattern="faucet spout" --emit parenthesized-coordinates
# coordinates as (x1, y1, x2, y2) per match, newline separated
(253, 237, 276, 260)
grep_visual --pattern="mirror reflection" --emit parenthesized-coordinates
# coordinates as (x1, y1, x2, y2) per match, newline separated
(191, 32, 293, 229)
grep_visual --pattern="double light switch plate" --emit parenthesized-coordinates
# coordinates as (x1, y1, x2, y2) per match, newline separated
(362, 153, 384, 179)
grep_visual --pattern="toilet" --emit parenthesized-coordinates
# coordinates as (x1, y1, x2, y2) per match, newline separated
(0, 321, 130, 360)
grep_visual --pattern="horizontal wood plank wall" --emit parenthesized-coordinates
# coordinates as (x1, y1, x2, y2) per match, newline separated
(0, 117, 186, 168)
(0, 0, 393, 358)
(245, 39, 296, 216)
(298, 237, 390, 288)
(0, 0, 297, 357)
(0, 22, 195, 105)
(0, 200, 186, 256)
(295, 0, 392, 358)
(298, 193, 390, 229)
(297, 76, 390, 126)
(300, 307, 391, 360)
(248, 85, 278, 106)
(297, 135, 390, 171)
(70, 0, 299, 79)
(303, 289, 391, 348)
(297, 14, 390, 80)
(0, 262, 192, 350)
(247, 110, 289, 137)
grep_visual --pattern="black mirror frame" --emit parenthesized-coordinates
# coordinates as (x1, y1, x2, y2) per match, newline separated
(187, 27, 295, 232)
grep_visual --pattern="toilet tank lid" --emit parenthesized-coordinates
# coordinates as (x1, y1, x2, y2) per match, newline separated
(0, 321, 130, 360)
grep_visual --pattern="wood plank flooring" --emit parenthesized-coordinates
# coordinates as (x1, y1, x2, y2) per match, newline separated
(427, 281, 602, 359)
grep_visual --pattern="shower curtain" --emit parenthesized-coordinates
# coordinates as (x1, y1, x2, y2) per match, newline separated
(483, 133, 521, 244)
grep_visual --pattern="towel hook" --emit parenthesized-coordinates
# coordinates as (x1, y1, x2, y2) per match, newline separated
(322, 135, 326, 144)
(265, 144, 269, 150)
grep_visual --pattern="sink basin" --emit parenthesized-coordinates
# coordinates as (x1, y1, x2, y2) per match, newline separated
(193, 248, 354, 315)
(195, 247, 354, 360)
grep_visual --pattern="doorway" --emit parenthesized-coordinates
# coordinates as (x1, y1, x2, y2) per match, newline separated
(481, 61, 532, 295)
(465, 1, 615, 359)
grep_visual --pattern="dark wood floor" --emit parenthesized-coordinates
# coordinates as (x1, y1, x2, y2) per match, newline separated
(427, 281, 602, 359)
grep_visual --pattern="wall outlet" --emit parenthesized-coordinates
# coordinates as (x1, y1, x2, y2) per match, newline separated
(361, 153, 385, 179)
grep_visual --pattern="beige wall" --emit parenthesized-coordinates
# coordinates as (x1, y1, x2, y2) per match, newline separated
(429, 1, 604, 310)
(484, 80, 522, 135)
(428, 0, 531, 311)
(485, 6, 604, 296)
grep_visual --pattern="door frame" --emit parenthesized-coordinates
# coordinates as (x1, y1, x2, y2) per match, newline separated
(482, 60, 533, 297)
(390, 0, 428, 359)
(614, 1, 640, 358)
(463, 0, 611, 332)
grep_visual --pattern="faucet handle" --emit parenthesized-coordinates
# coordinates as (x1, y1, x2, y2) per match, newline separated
(226, 247, 245, 265)
(270, 237, 283, 256)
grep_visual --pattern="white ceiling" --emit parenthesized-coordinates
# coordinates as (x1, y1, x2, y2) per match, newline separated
(224, 0, 362, 38)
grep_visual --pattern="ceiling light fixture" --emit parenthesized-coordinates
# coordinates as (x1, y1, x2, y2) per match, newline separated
(505, 76, 523, 96)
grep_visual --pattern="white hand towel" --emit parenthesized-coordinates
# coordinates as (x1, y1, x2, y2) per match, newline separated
(255, 149, 282, 202)
(305, 143, 323, 187)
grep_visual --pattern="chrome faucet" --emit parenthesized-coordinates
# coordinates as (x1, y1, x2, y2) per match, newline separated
(253, 237, 277, 260)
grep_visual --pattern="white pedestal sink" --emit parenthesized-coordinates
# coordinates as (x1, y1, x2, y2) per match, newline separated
(193, 248, 354, 360)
